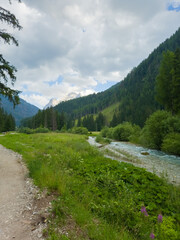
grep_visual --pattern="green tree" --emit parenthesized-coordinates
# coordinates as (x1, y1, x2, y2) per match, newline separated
(172, 48, 180, 114)
(96, 112, 105, 131)
(0, 0, 22, 106)
(156, 51, 174, 111)
(140, 110, 180, 149)
(156, 49, 180, 114)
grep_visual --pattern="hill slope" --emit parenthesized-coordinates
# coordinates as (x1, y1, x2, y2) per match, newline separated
(55, 28, 180, 126)
(0, 95, 39, 126)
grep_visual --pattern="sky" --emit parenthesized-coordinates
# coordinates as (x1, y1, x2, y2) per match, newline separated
(0, 0, 180, 109)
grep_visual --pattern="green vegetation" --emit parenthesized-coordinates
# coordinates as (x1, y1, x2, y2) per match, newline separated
(0, 133, 179, 240)
(95, 134, 111, 144)
(156, 49, 180, 114)
(69, 126, 88, 135)
(161, 133, 180, 156)
(99, 111, 180, 156)
(101, 102, 120, 123)
(21, 108, 106, 132)
(0, 107, 15, 132)
(0, 0, 22, 105)
(139, 110, 180, 155)
(18, 127, 49, 134)
(100, 123, 141, 143)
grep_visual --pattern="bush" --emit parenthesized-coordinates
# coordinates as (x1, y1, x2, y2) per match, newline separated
(18, 127, 49, 134)
(162, 133, 180, 156)
(101, 126, 113, 139)
(71, 127, 88, 135)
(34, 127, 49, 133)
(18, 127, 34, 134)
(112, 122, 135, 141)
(140, 111, 180, 149)
(95, 134, 111, 144)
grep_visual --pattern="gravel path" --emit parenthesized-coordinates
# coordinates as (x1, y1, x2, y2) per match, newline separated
(0, 144, 50, 240)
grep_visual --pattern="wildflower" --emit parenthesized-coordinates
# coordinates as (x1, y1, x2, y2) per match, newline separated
(150, 233, 155, 239)
(141, 206, 148, 216)
(158, 214, 163, 223)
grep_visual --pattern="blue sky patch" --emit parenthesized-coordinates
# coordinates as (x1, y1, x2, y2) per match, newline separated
(94, 81, 117, 92)
(45, 76, 64, 86)
(167, 2, 180, 12)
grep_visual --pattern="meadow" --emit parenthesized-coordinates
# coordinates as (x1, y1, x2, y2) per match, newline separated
(0, 132, 179, 240)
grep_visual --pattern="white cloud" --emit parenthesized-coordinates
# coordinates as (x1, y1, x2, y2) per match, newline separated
(0, 0, 180, 109)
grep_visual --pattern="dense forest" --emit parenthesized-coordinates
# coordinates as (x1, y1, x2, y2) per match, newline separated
(21, 107, 106, 132)
(0, 107, 15, 132)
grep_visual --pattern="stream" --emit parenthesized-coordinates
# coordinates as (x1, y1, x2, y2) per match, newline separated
(88, 137, 180, 185)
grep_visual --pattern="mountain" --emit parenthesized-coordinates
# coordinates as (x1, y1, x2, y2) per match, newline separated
(0, 95, 39, 126)
(44, 98, 60, 109)
(54, 28, 180, 127)
(44, 92, 82, 109)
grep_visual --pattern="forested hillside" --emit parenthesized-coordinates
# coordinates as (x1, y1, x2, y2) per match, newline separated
(0, 107, 15, 132)
(55, 28, 180, 127)
(0, 95, 39, 126)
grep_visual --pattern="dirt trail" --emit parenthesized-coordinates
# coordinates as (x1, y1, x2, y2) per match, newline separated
(0, 144, 50, 240)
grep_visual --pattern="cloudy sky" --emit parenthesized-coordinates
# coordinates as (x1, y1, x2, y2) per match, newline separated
(1, 0, 180, 109)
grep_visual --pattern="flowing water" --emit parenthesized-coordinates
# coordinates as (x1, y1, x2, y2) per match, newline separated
(88, 137, 180, 185)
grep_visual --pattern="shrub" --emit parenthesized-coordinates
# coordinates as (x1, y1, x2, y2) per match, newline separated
(140, 111, 180, 149)
(162, 133, 180, 156)
(34, 127, 49, 133)
(18, 127, 49, 134)
(95, 134, 111, 144)
(18, 127, 34, 134)
(112, 122, 134, 141)
(71, 127, 88, 135)
(101, 126, 114, 139)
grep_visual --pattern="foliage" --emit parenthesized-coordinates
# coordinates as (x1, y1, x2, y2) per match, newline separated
(0, 0, 22, 105)
(156, 49, 180, 114)
(95, 134, 111, 144)
(140, 110, 180, 151)
(0, 133, 179, 240)
(0, 106, 15, 132)
(21, 107, 107, 132)
(161, 133, 180, 156)
(112, 122, 139, 141)
(70, 126, 88, 135)
(18, 127, 49, 134)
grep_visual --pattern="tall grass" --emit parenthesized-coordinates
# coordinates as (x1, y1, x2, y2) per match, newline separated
(0, 133, 179, 240)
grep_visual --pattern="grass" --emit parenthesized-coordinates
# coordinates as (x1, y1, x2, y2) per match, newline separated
(101, 102, 120, 123)
(0, 132, 179, 240)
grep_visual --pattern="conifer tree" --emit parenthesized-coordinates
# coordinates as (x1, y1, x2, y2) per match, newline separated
(172, 48, 180, 114)
(0, 0, 22, 106)
(156, 49, 180, 114)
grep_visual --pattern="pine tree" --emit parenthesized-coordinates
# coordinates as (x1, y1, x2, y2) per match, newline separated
(156, 49, 180, 114)
(172, 48, 180, 114)
(156, 50, 174, 111)
(0, 1, 22, 106)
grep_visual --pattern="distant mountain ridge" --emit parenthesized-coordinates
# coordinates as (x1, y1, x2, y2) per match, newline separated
(54, 28, 180, 126)
(0, 95, 39, 126)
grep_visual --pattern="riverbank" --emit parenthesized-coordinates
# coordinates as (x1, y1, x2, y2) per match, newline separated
(88, 137, 180, 185)
(0, 133, 179, 240)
